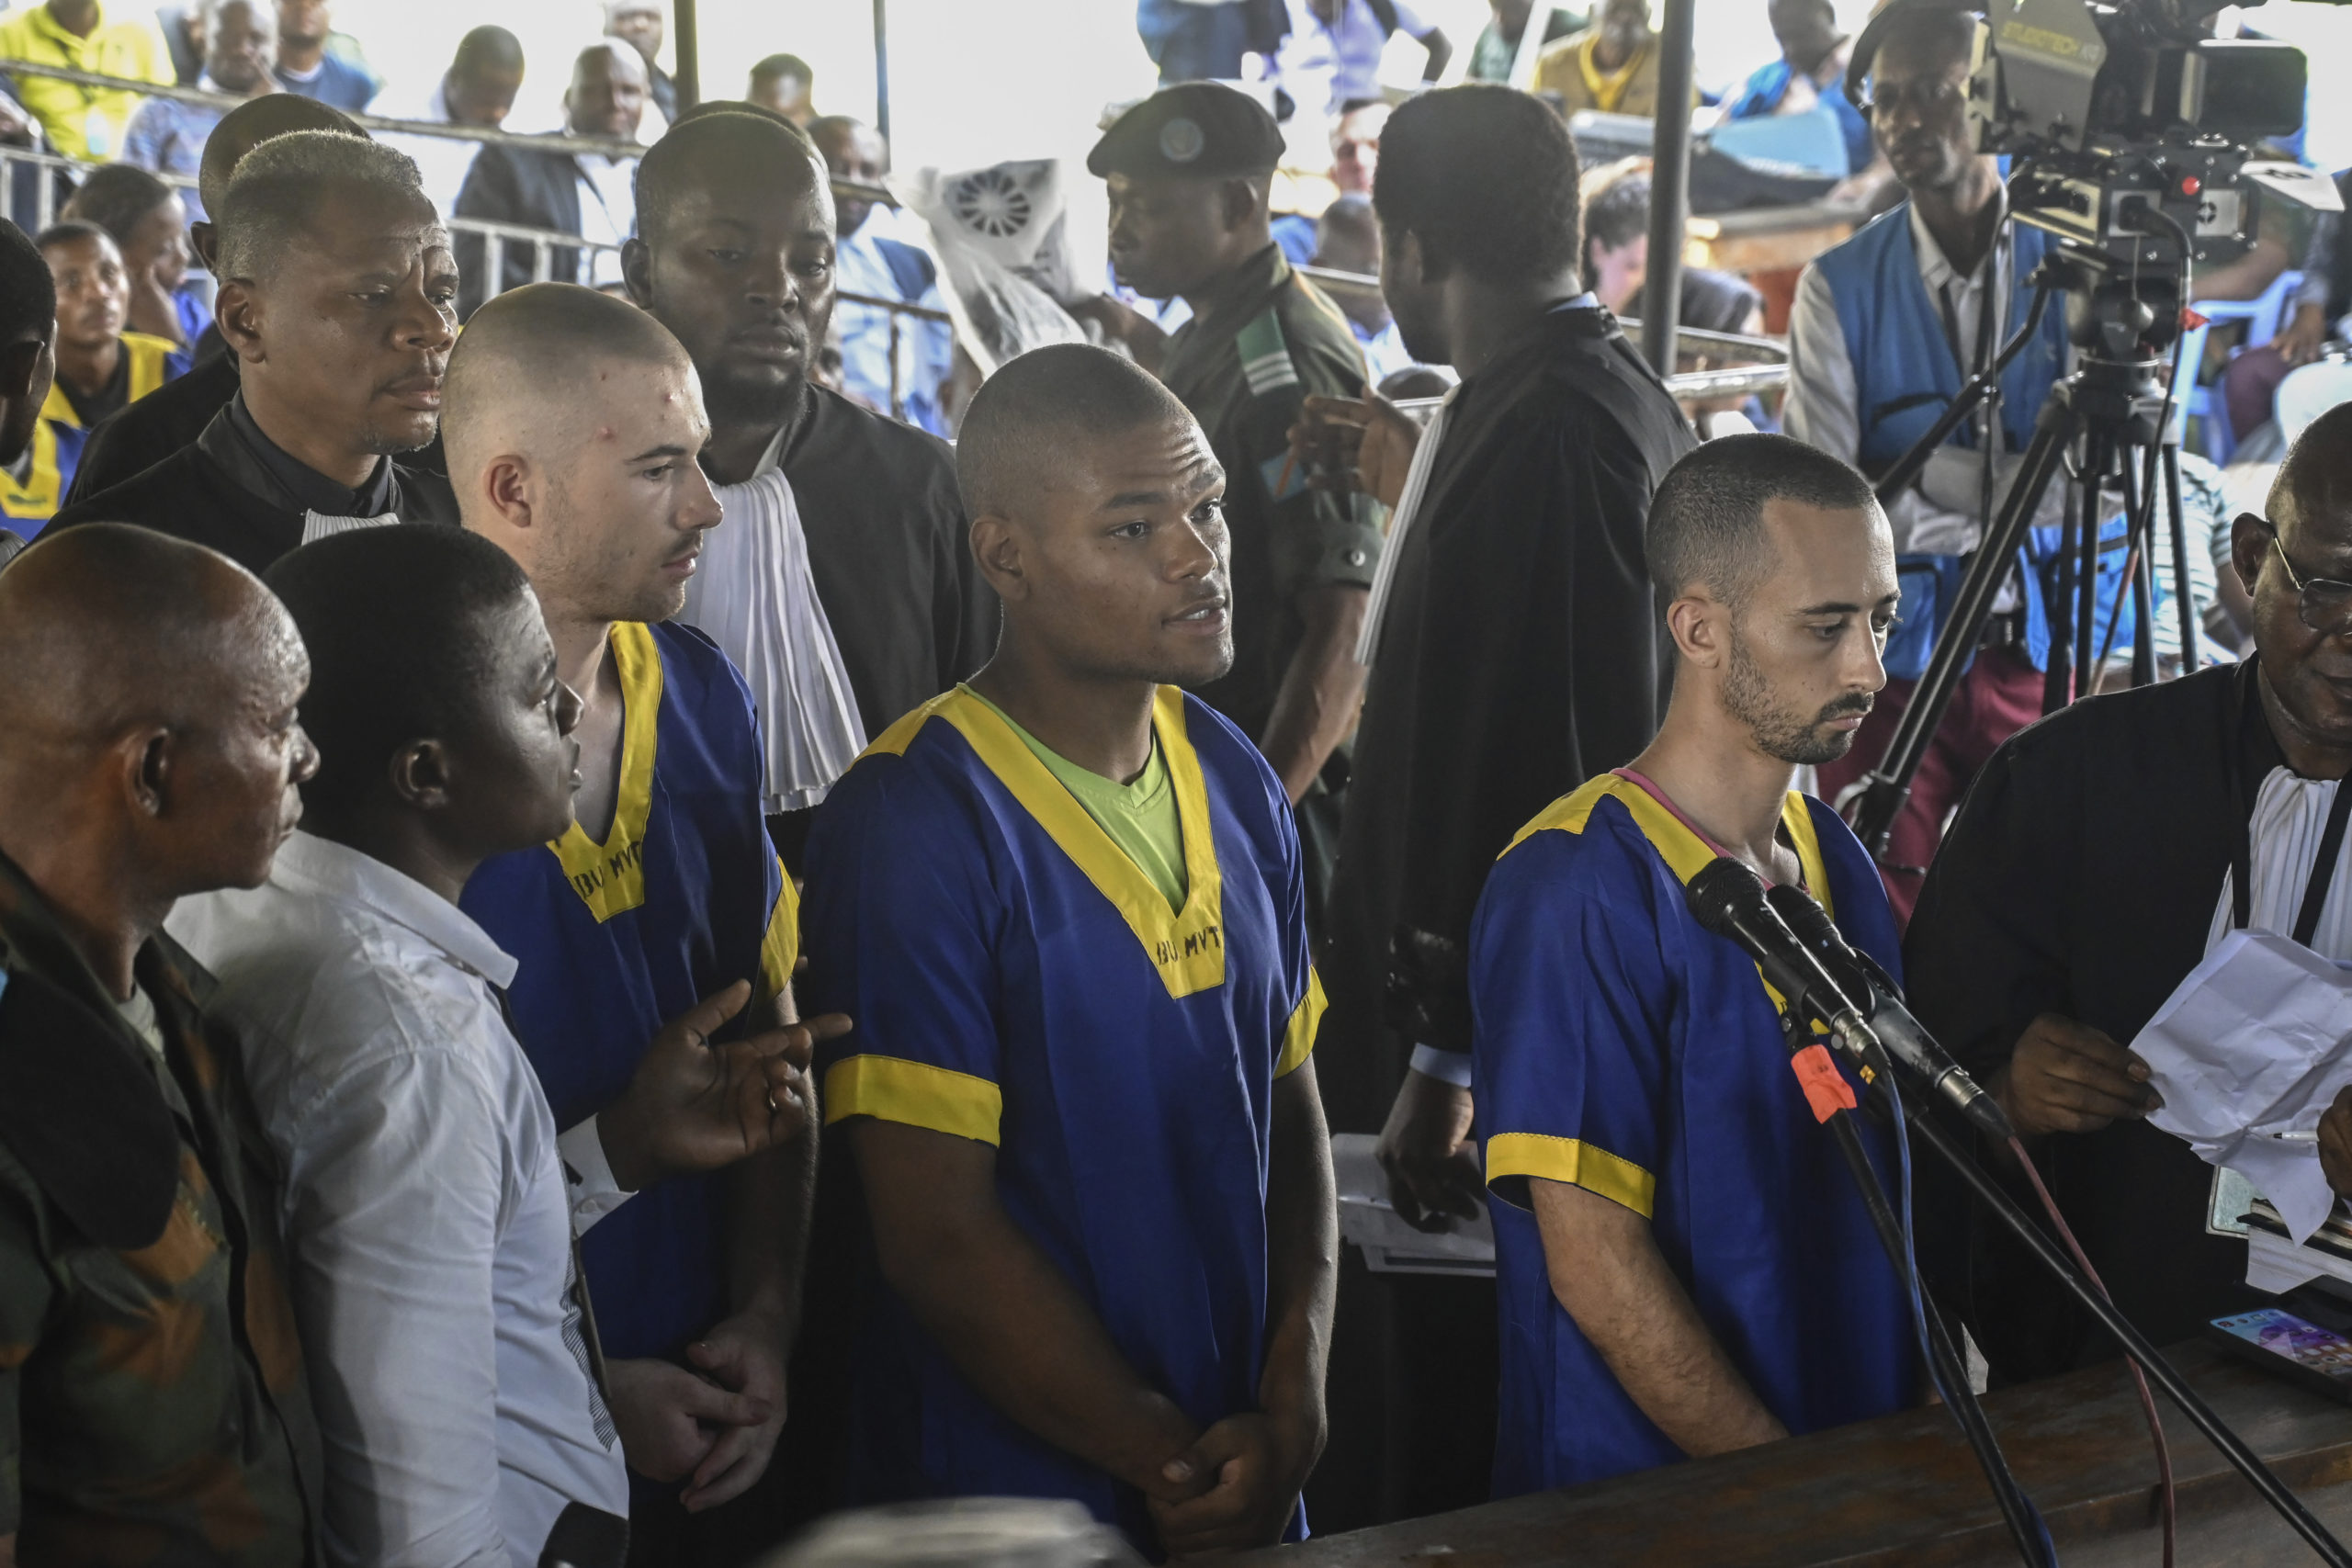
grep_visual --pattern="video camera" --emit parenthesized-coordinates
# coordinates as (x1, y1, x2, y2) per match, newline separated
(1972, 0, 2339, 273)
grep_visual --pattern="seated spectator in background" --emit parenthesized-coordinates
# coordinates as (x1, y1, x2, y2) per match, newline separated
(50, 131, 458, 571)
(1272, 97, 1385, 265)
(0, 220, 54, 474)
(448, 284, 819, 1559)
(1136, 0, 1290, 89)
(1467, 0, 1582, 83)
(1537, 0, 1678, 118)
(381, 25, 525, 220)
(747, 53, 815, 126)
(1475, 436, 1914, 1496)
(456, 41, 648, 315)
(2217, 171, 2352, 442)
(120, 0, 279, 220)
(63, 93, 363, 503)
(0, 221, 188, 528)
(0, 0, 174, 158)
(1312, 195, 1410, 380)
(273, 0, 373, 110)
(175, 523, 836, 1568)
(62, 164, 205, 345)
(1296, 0, 1448, 113)
(1723, 0, 1877, 185)
(805, 344, 1337, 1557)
(1579, 159, 1764, 335)
(811, 114, 954, 436)
(0, 523, 323, 1566)
(605, 0, 675, 122)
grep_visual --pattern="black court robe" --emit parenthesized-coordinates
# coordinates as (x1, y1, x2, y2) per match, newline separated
(1906, 660, 2271, 1384)
(1309, 304, 1693, 1532)
(48, 399, 458, 576)
(1321, 304, 1696, 1130)
(761, 382, 999, 870)
(64, 346, 239, 507)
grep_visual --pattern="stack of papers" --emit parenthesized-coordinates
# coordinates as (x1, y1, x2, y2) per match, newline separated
(1330, 1133, 1496, 1278)
(2132, 930, 2352, 1244)
(2244, 1198, 2352, 1295)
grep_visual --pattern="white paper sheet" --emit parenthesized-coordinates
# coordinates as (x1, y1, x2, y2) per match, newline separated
(1330, 1133, 1496, 1277)
(2132, 929, 2352, 1243)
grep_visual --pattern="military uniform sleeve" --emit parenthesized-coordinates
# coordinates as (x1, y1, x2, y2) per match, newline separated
(1236, 306, 1384, 604)
(1473, 822, 1671, 1217)
(806, 765, 1006, 1145)
(0, 1179, 49, 1539)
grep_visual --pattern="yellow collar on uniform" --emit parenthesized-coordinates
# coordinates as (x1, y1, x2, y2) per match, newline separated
(865, 685, 1227, 998)
(1508, 773, 1833, 917)
(549, 621, 662, 922)
(40, 332, 181, 430)
(1580, 32, 1650, 112)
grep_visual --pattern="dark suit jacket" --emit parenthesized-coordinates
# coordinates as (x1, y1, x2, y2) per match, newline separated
(454, 142, 585, 320)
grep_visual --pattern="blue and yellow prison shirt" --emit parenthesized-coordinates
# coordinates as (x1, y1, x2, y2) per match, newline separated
(803, 685, 1324, 1546)
(460, 621, 797, 1360)
(1471, 775, 1916, 1497)
(1, 332, 190, 529)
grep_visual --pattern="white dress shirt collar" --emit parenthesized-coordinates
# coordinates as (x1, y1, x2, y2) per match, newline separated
(268, 829, 519, 988)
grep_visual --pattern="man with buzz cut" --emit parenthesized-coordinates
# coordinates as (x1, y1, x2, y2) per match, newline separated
(803, 342, 1338, 1558)
(1473, 434, 1915, 1495)
(1081, 83, 1381, 924)
(47, 129, 457, 574)
(444, 283, 827, 1564)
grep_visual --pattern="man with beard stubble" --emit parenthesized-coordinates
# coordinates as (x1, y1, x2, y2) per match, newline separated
(1471, 434, 1916, 1494)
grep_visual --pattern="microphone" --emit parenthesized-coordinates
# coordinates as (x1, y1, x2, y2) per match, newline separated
(1684, 857, 1887, 1075)
(1764, 882, 2016, 1144)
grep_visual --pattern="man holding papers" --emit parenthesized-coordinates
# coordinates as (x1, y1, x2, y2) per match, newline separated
(1909, 402, 2352, 1383)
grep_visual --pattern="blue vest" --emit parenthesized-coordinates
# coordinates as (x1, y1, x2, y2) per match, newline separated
(1810, 207, 2133, 678)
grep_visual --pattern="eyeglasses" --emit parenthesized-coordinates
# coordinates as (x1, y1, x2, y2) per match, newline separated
(2252, 514, 2352, 634)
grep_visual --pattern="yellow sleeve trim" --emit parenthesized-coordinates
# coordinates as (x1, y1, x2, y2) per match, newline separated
(1486, 1132, 1657, 1218)
(757, 858, 799, 1007)
(823, 1055, 1002, 1145)
(1275, 968, 1327, 1078)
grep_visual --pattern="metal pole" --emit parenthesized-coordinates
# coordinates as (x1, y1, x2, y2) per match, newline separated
(1641, 0, 1697, 378)
(674, 0, 700, 109)
(873, 0, 892, 143)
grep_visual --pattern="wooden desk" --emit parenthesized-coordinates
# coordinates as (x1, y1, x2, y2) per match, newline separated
(1240, 1341, 2352, 1566)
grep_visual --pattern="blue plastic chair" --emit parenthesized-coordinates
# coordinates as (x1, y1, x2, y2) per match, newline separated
(2182, 269, 2302, 461)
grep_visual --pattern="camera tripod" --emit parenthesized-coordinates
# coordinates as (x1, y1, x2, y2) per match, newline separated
(1847, 248, 2207, 858)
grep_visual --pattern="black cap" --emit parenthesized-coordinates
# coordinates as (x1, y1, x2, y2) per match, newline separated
(1087, 83, 1284, 181)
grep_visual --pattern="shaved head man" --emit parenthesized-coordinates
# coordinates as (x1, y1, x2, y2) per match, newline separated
(446, 284, 831, 1556)
(626, 108, 995, 868)
(803, 343, 1336, 1555)
(51, 130, 458, 573)
(64, 96, 368, 507)
(1909, 402, 2352, 1385)
(0, 524, 322, 1565)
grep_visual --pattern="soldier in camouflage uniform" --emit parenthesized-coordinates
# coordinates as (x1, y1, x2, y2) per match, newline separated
(0, 525, 321, 1567)
(1085, 83, 1383, 923)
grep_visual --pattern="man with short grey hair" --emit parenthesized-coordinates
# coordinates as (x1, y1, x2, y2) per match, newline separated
(48, 130, 458, 572)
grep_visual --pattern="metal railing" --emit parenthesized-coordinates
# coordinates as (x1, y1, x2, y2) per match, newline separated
(0, 60, 1781, 410)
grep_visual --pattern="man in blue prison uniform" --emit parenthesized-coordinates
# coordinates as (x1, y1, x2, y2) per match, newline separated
(804, 344, 1339, 1559)
(1474, 434, 1917, 1496)
(440, 285, 842, 1554)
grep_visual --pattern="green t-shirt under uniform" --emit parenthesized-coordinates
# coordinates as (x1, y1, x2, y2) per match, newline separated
(965, 685, 1188, 912)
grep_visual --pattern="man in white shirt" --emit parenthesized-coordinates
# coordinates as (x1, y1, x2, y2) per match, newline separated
(171, 523, 843, 1568)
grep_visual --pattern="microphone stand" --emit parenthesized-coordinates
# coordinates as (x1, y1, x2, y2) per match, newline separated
(1900, 1108, 2352, 1567)
(1815, 1074, 2052, 1565)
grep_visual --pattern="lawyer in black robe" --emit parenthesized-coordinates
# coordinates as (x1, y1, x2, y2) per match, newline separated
(1905, 662, 2286, 1381)
(47, 392, 457, 576)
